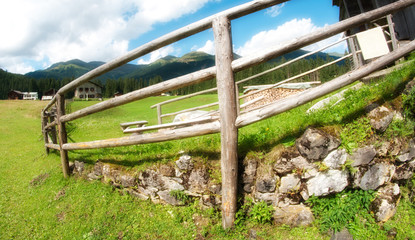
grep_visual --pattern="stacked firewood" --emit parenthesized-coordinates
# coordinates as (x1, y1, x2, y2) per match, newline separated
(244, 88, 305, 110)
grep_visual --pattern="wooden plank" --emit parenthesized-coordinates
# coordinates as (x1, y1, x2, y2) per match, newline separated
(45, 143, 60, 151)
(57, 0, 415, 124)
(63, 121, 221, 150)
(56, 94, 70, 178)
(49, 114, 58, 144)
(120, 120, 148, 130)
(213, 16, 238, 229)
(236, 39, 415, 127)
(387, 14, 398, 51)
(123, 116, 218, 133)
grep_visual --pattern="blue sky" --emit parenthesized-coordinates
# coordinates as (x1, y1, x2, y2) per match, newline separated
(0, 0, 342, 74)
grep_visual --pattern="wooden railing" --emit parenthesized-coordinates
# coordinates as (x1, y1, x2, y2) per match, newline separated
(41, 0, 415, 228)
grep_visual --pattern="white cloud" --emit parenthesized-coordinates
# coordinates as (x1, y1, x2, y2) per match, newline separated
(0, 0, 213, 73)
(236, 18, 347, 57)
(266, 3, 285, 17)
(196, 40, 215, 55)
(137, 45, 176, 65)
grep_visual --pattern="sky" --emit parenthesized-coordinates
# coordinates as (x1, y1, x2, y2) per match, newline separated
(0, 0, 345, 74)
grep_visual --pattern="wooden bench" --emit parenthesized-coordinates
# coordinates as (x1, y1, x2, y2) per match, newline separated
(120, 120, 148, 131)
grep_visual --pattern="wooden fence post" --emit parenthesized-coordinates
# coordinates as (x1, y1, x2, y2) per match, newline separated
(56, 94, 70, 178)
(41, 111, 50, 154)
(213, 15, 238, 229)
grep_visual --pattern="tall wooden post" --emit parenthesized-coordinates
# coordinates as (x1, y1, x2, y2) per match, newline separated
(41, 111, 50, 154)
(56, 94, 70, 178)
(213, 16, 238, 229)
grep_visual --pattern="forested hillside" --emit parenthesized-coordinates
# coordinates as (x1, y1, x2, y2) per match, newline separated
(0, 51, 350, 99)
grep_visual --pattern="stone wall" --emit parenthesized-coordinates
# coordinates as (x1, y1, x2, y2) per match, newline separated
(71, 103, 415, 226)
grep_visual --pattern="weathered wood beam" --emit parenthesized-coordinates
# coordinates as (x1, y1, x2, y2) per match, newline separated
(213, 16, 239, 229)
(56, 94, 70, 178)
(62, 121, 221, 150)
(236, 39, 415, 127)
(41, 111, 50, 154)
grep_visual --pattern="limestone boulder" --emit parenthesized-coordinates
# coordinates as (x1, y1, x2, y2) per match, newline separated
(273, 204, 314, 227)
(296, 128, 341, 161)
(242, 158, 258, 193)
(307, 170, 348, 196)
(370, 183, 401, 222)
(175, 154, 194, 171)
(188, 167, 209, 193)
(255, 175, 277, 193)
(368, 105, 394, 133)
(350, 145, 376, 167)
(279, 174, 301, 193)
(358, 163, 395, 190)
(323, 149, 348, 169)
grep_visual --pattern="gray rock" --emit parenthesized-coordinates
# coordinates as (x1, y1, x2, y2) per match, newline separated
(330, 228, 354, 240)
(74, 161, 84, 174)
(254, 192, 276, 205)
(243, 158, 258, 193)
(139, 170, 164, 190)
(377, 141, 391, 157)
(279, 174, 301, 193)
(397, 139, 415, 162)
(296, 128, 341, 161)
(273, 158, 295, 175)
(159, 165, 175, 177)
(175, 154, 194, 171)
(393, 160, 415, 181)
(358, 163, 395, 190)
(274, 204, 314, 227)
(87, 172, 101, 180)
(158, 190, 184, 206)
(208, 184, 221, 195)
(323, 149, 348, 169)
(350, 145, 377, 167)
(118, 173, 136, 187)
(256, 175, 277, 193)
(307, 170, 348, 196)
(370, 183, 400, 222)
(201, 195, 219, 207)
(368, 105, 394, 133)
(290, 156, 319, 179)
(161, 176, 184, 191)
(188, 167, 209, 193)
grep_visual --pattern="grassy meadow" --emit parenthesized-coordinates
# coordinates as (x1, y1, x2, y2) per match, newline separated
(1, 58, 415, 239)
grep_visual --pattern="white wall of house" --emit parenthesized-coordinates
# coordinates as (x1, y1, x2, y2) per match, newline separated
(23, 92, 38, 100)
(74, 82, 102, 99)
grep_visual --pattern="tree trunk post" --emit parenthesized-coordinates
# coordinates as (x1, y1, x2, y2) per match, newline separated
(56, 94, 70, 178)
(41, 111, 50, 154)
(213, 15, 238, 229)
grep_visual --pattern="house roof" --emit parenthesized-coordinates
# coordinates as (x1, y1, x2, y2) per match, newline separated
(79, 81, 103, 88)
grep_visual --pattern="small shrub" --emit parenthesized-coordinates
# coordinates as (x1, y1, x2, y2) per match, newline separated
(340, 117, 373, 153)
(249, 201, 274, 225)
(306, 189, 376, 233)
(170, 190, 191, 205)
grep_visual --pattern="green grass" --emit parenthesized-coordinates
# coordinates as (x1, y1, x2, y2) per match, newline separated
(1, 57, 415, 239)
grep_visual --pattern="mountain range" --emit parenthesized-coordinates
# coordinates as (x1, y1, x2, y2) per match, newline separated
(24, 50, 342, 82)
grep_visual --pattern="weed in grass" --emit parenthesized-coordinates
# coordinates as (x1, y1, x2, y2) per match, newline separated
(403, 87, 415, 122)
(306, 189, 377, 234)
(340, 117, 373, 153)
(249, 201, 274, 225)
(170, 190, 191, 205)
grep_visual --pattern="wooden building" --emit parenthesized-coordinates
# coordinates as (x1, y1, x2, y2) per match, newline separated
(41, 89, 57, 101)
(74, 81, 103, 99)
(8, 90, 38, 100)
(8, 90, 23, 100)
(333, 0, 415, 41)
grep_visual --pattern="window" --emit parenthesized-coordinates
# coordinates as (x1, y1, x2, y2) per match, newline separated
(90, 87, 95, 92)
(88, 94, 95, 98)
(79, 94, 84, 98)
(79, 88, 83, 92)
(85, 88, 89, 92)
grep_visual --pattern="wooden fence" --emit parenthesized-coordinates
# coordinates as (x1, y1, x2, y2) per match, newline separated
(41, 0, 415, 228)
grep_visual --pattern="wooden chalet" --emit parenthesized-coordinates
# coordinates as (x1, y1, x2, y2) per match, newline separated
(8, 90, 23, 100)
(74, 81, 103, 99)
(41, 89, 57, 101)
(333, 0, 415, 41)
(8, 90, 38, 100)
